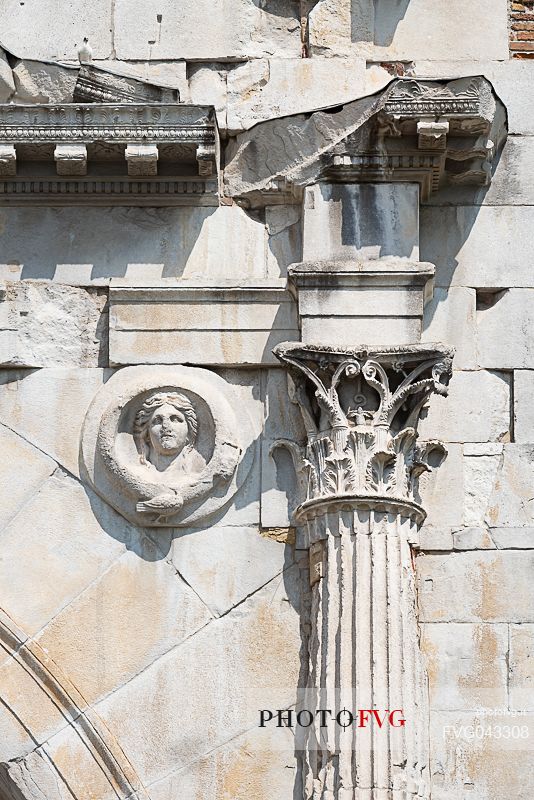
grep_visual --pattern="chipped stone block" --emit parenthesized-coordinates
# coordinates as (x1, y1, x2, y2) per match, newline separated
(0, 145, 16, 177)
(422, 623, 508, 709)
(0, 48, 15, 102)
(188, 63, 228, 130)
(0, 282, 107, 367)
(453, 528, 496, 550)
(54, 143, 87, 176)
(226, 57, 373, 133)
(92, 59, 188, 98)
(514, 370, 534, 443)
(0, 0, 113, 60)
(0, 369, 108, 477)
(509, 624, 534, 711)
(35, 546, 212, 705)
(421, 206, 534, 289)
(477, 290, 534, 369)
(464, 445, 503, 528)
(12, 59, 78, 103)
(422, 288, 477, 370)
(417, 551, 534, 623)
(114, 0, 301, 61)
(419, 371, 510, 444)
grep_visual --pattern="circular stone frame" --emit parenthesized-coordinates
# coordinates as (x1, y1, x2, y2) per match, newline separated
(81, 365, 254, 527)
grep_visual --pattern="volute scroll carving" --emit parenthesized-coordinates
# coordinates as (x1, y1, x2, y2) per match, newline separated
(273, 342, 453, 527)
(81, 366, 254, 527)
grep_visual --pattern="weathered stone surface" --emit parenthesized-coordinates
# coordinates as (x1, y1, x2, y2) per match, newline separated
(0, 48, 15, 102)
(464, 444, 534, 528)
(188, 63, 228, 129)
(477, 290, 534, 369)
(0, 653, 70, 754)
(417, 551, 534, 622)
(114, 0, 301, 61)
(0, 472, 127, 635)
(302, 183, 420, 261)
(0, 0, 113, 60)
(0, 747, 79, 800)
(109, 287, 298, 367)
(415, 60, 534, 135)
(422, 623, 508, 709)
(422, 288, 477, 370)
(509, 624, 534, 711)
(42, 724, 119, 800)
(0, 368, 107, 476)
(309, 0, 508, 61)
(418, 527, 454, 551)
(12, 59, 78, 103)
(35, 544, 212, 705)
(226, 57, 389, 133)
(419, 371, 510, 444)
(171, 526, 291, 617)
(514, 371, 534, 444)
(418, 444, 464, 529)
(421, 206, 534, 288)
(0, 282, 108, 367)
(0, 206, 276, 285)
(261, 368, 306, 528)
(453, 527, 496, 550)
(148, 724, 296, 800)
(266, 205, 302, 278)
(85, 59, 188, 99)
(95, 571, 301, 786)
(0, 422, 56, 531)
(490, 528, 534, 549)
(430, 710, 534, 799)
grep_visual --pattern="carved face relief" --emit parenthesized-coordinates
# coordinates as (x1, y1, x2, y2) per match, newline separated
(81, 366, 254, 527)
(133, 392, 199, 472)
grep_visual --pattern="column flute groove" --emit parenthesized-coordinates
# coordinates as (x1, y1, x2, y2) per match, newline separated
(273, 342, 453, 800)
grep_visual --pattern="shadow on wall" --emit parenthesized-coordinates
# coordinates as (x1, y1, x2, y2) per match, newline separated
(420, 140, 506, 327)
(370, 0, 411, 46)
(8, 207, 217, 282)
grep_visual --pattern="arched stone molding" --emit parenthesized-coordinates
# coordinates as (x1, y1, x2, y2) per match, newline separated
(0, 609, 151, 800)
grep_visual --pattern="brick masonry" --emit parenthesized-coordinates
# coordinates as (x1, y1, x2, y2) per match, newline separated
(510, 0, 534, 57)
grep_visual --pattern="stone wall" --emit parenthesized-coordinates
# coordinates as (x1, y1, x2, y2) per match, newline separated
(0, 3, 533, 800)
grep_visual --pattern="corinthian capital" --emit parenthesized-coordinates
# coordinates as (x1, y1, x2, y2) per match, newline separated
(274, 342, 453, 524)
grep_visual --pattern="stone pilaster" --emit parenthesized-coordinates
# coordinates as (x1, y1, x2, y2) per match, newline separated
(274, 343, 453, 800)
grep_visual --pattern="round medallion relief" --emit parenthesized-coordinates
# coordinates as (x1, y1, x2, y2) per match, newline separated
(81, 366, 254, 527)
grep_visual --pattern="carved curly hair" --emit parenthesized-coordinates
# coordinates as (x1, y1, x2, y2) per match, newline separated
(133, 391, 198, 465)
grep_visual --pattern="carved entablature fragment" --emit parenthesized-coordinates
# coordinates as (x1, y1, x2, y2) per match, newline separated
(224, 76, 507, 206)
(273, 342, 454, 525)
(81, 366, 254, 527)
(0, 103, 219, 205)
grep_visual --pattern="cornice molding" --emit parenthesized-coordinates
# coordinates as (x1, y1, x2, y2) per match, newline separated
(0, 103, 219, 205)
(224, 76, 507, 206)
